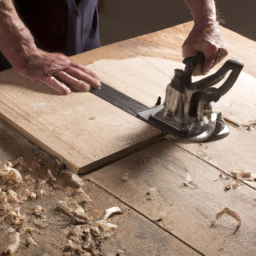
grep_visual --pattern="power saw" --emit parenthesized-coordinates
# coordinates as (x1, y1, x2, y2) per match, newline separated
(90, 54, 244, 143)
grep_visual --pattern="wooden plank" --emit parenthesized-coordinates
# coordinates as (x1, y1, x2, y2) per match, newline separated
(87, 139, 256, 256)
(0, 69, 161, 173)
(174, 125, 256, 189)
(82, 180, 200, 256)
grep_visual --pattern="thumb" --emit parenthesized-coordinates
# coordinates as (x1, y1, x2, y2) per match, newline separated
(182, 44, 198, 59)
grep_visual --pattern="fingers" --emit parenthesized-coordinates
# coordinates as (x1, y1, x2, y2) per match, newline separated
(64, 67, 101, 89)
(71, 62, 100, 80)
(54, 71, 91, 92)
(202, 48, 228, 75)
(43, 76, 71, 95)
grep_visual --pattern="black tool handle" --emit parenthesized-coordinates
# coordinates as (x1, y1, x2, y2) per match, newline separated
(193, 59, 244, 96)
(181, 53, 205, 84)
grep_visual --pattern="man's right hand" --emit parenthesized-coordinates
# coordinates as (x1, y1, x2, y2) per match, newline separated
(14, 48, 101, 95)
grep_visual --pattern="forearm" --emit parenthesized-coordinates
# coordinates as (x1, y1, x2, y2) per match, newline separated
(0, 0, 36, 69)
(184, 0, 217, 27)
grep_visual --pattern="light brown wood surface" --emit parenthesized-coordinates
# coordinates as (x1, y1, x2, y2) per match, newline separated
(0, 120, 199, 256)
(0, 69, 161, 173)
(0, 21, 255, 175)
(87, 139, 256, 256)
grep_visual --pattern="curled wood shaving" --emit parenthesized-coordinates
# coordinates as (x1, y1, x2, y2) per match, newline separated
(102, 207, 122, 220)
(216, 208, 241, 234)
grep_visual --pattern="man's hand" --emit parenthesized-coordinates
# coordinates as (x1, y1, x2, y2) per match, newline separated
(15, 49, 100, 95)
(0, 0, 100, 94)
(183, 0, 228, 76)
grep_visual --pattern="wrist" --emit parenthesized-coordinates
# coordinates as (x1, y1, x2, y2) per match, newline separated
(185, 0, 217, 28)
(0, 7, 37, 71)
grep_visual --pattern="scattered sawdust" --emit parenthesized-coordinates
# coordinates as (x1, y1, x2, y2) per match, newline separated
(183, 169, 197, 189)
(121, 173, 129, 183)
(214, 173, 230, 181)
(216, 208, 241, 234)
(146, 188, 157, 200)
(216, 170, 256, 191)
(0, 157, 122, 255)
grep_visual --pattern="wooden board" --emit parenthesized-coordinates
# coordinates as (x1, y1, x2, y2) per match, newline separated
(0, 69, 161, 173)
(173, 126, 256, 189)
(87, 139, 256, 256)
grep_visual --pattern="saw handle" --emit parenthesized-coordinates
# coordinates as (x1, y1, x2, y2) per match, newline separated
(193, 59, 244, 96)
(181, 53, 205, 84)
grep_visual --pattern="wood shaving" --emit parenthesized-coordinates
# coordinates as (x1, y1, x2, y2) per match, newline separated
(0, 189, 11, 212)
(90, 227, 101, 237)
(226, 170, 256, 190)
(183, 169, 197, 189)
(121, 173, 129, 182)
(56, 201, 73, 217)
(231, 170, 251, 182)
(36, 189, 47, 197)
(7, 189, 22, 203)
(216, 207, 241, 234)
(73, 202, 91, 223)
(29, 192, 37, 200)
(225, 179, 242, 191)
(26, 236, 38, 247)
(214, 173, 230, 181)
(102, 207, 122, 220)
(46, 169, 56, 185)
(6, 208, 27, 229)
(0, 165, 23, 185)
(248, 173, 256, 182)
(74, 188, 92, 203)
(6, 157, 25, 168)
(33, 205, 47, 220)
(146, 188, 157, 200)
(96, 220, 118, 232)
(5, 228, 21, 255)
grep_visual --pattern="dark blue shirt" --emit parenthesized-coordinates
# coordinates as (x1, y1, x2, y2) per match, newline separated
(0, 0, 100, 71)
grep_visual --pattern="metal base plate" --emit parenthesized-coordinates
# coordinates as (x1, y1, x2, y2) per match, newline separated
(137, 105, 230, 143)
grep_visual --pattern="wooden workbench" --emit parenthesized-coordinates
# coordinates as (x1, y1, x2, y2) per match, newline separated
(0, 22, 256, 255)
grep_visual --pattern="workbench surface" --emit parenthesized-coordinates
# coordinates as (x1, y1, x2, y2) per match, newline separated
(0, 22, 256, 255)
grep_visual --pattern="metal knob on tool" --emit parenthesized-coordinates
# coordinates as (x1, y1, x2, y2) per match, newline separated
(137, 54, 244, 142)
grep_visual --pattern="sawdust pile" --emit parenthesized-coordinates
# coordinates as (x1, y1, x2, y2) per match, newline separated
(0, 157, 122, 256)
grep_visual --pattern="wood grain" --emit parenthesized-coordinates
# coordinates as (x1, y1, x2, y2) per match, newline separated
(87, 139, 256, 256)
(0, 69, 160, 173)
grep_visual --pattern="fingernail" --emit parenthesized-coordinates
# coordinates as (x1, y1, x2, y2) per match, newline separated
(96, 79, 101, 88)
